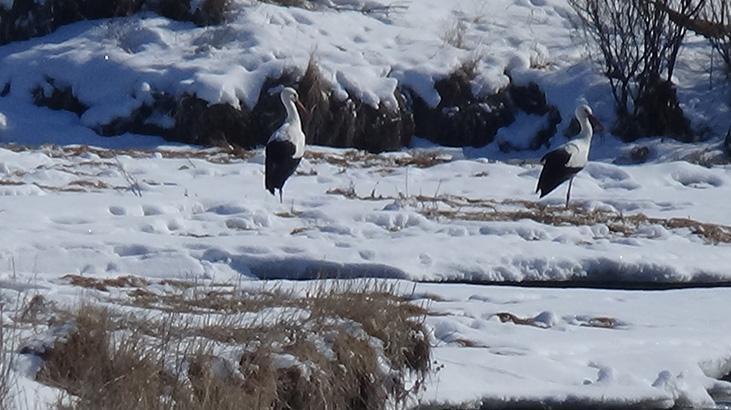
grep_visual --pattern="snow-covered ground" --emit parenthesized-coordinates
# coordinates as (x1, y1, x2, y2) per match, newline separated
(0, 0, 730, 408)
(0, 144, 729, 283)
(0, 143, 729, 407)
(417, 283, 731, 409)
(2, 118, 730, 410)
(3, 276, 731, 409)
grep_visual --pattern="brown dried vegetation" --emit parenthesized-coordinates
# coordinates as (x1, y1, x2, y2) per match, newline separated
(32, 281, 430, 410)
(306, 149, 451, 169)
(325, 190, 731, 244)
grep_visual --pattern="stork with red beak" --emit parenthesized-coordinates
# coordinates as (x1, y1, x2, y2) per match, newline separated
(265, 87, 308, 203)
(536, 104, 604, 207)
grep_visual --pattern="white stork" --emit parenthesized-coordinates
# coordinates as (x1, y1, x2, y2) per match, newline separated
(265, 87, 307, 203)
(536, 104, 604, 207)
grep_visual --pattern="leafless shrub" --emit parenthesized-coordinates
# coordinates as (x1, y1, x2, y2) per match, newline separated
(706, 0, 731, 75)
(661, 0, 731, 77)
(680, 0, 731, 76)
(569, 0, 705, 140)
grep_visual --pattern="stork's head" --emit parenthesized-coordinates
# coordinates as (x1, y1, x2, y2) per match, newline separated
(280, 87, 299, 104)
(280, 87, 307, 117)
(575, 104, 604, 133)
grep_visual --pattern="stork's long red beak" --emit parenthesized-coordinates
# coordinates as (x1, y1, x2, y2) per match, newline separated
(295, 99, 310, 121)
(588, 114, 604, 133)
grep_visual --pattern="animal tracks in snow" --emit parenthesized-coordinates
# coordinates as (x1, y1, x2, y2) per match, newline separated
(1, 146, 731, 283)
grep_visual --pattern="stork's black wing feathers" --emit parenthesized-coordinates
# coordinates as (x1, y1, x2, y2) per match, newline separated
(265, 140, 301, 196)
(536, 148, 582, 198)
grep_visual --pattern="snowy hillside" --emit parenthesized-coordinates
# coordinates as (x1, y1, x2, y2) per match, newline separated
(0, 0, 728, 149)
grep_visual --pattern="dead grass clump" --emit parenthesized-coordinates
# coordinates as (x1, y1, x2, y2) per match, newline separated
(16, 294, 55, 325)
(130, 287, 296, 315)
(35, 282, 430, 409)
(0, 304, 15, 409)
(495, 312, 543, 327)
(67, 179, 110, 190)
(583, 317, 618, 329)
(496, 312, 620, 330)
(187, 351, 271, 410)
(324, 188, 731, 244)
(304, 282, 431, 378)
(36, 306, 168, 410)
(63, 274, 149, 292)
(326, 185, 358, 199)
(430, 207, 731, 244)
(394, 151, 451, 168)
(306, 149, 450, 169)
(4, 144, 253, 164)
(258, 0, 312, 8)
(0, 179, 24, 186)
(441, 17, 469, 49)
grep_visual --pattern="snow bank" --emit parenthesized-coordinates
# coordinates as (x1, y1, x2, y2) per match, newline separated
(0, 0, 595, 137)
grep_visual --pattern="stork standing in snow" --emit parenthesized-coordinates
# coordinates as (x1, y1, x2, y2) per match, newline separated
(536, 104, 604, 207)
(265, 87, 307, 203)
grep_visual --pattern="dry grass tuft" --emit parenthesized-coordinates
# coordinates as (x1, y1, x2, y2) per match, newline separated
(62, 275, 149, 292)
(16, 294, 55, 325)
(495, 312, 620, 330)
(325, 189, 731, 244)
(431, 206, 731, 244)
(258, 0, 311, 8)
(37, 306, 169, 410)
(0, 304, 15, 409)
(303, 281, 430, 377)
(3, 144, 253, 164)
(494, 312, 544, 328)
(306, 149, 450, 169)
(35, 281, 430, 409)
(582, 317, 618, 329)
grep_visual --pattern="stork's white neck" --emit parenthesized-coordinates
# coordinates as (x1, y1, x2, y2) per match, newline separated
(578, 115, 594, 142)
(283, 98, 301, 127)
